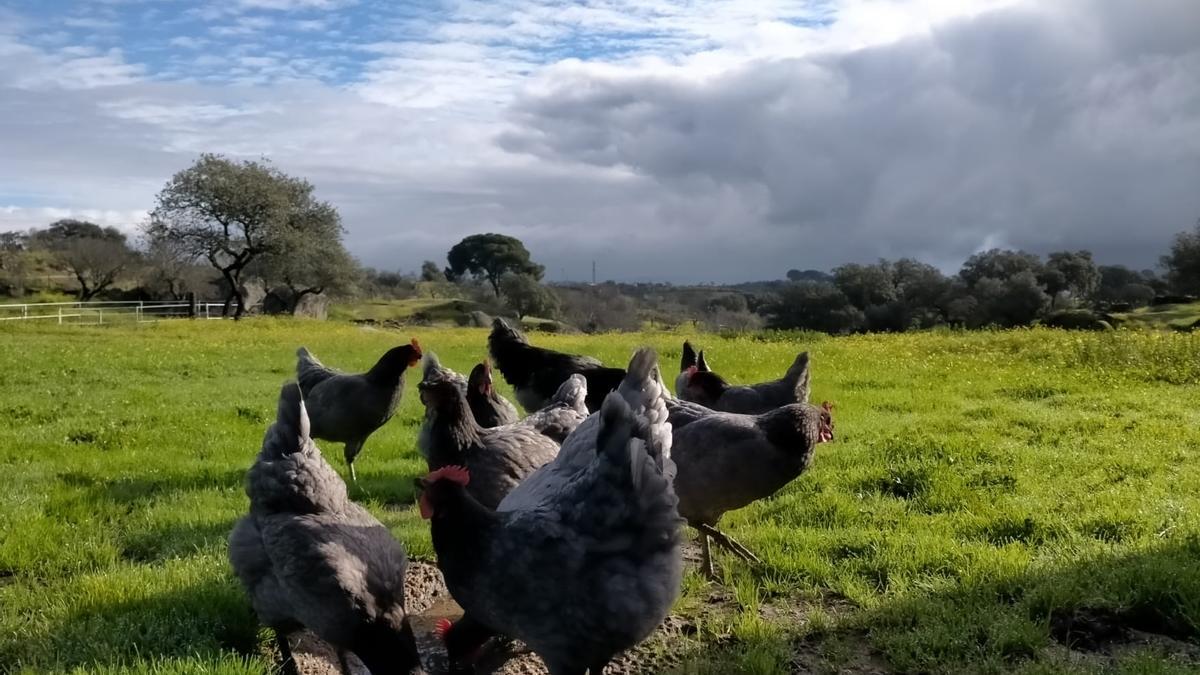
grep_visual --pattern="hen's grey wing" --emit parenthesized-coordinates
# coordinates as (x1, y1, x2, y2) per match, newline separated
(304, 374, 396, 443)
(256, 512, 407, 646)
(472, 426, 561, 507)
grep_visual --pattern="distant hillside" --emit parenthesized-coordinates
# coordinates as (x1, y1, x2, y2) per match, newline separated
(1110, 301, 1200, 330)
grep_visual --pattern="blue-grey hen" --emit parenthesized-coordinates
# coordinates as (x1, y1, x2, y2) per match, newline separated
(228, 383, 420, 675)
(296, 340, 422, 481)
(418, 348, 683, 675)
(669, 355, 835, 578)
(416, 375, 559, 509)
(676, 341, 812, 414)
(466, 359, 520, 428)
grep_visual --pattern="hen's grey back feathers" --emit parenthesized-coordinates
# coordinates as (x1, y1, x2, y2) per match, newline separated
(229, 383, 416, 672)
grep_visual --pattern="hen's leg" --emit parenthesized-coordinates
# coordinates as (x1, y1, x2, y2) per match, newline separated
(274, 630, 300, 675)
(343, 440, 362, 482)
(443, 612, 500, 671)
(336, 649, 352, 675)
(699, 531, 716, 580)
(698, 523, 761, 564)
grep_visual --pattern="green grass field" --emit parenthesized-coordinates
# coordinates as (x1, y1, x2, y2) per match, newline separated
(2, 320, 1200, 674)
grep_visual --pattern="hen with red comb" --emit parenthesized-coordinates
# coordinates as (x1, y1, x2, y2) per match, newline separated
(467, 359, 520, 428)
(295, 340, 422, 481)
(417, 376, 559, 509)
(418, 347, 683, 675)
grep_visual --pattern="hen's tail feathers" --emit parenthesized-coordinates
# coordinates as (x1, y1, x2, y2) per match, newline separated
(785, 352, 812, 403)
(422, 352, 466, 389)
(616, 348, 674, 479)
(680, 341, 697, 373)
(489, 317, 527, 345)
(422, 351, 444, 380)
(295, 346, 337, 395)
(551, 373, 588, 413)
(697, 349, 710, 372)
(597, 389, 679, 520)
(263, 382, 312, 458)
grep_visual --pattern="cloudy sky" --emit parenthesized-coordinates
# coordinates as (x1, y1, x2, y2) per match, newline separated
(1, 0, 1197, 283)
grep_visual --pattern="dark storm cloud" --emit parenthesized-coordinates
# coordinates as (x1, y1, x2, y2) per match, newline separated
(492, 0, 1200, 278)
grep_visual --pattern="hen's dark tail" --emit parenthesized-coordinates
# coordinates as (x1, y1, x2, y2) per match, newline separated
(680, 341, 698, 373)
(784, 352, 811, 403)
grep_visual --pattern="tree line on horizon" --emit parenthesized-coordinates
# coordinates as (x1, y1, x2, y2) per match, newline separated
(1, 153, 1198, 332)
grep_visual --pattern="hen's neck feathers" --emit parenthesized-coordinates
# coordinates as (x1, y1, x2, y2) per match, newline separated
(430, 484, 502, 578)
(758, 405, 824, 459)
(428, 390, 483, 465)
(366, 347, 413, 385)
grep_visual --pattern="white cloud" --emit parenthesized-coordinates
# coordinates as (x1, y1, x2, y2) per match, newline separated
(168, 36, 208, 49)
(0, 207, 147, 236)
(0, 0, 1197, 281)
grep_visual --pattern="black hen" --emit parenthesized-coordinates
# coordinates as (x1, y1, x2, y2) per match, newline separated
(488, 318, 625, 413)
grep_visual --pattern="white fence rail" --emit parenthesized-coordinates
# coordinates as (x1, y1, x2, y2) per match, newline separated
(0, 300, 231, 324)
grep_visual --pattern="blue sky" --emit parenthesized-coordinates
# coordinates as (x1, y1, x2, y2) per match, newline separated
(1, 0, 1198, 281)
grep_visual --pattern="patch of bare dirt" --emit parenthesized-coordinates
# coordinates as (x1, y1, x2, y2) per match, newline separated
(790, 633, 891, 675)
(1045, 606, 1200, 669)
(290, 560, 698, 675)
(1049, 606, 1198, 654)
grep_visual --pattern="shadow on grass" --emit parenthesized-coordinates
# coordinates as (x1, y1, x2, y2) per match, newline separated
(120, 519, 239, 563)
(2, 576, 259, 671)
(350, 471, 421, 507)
(57, 467, 247, 505)
(859, 536, 1200, 673)
(662, 538, 1200, 674)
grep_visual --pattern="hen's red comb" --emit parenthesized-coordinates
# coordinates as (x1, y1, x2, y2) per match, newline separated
(426, 465, 470, 486)
(410, 338, 422, 352)
(822, 401, 834, 412)
(434, 618, 452, 641)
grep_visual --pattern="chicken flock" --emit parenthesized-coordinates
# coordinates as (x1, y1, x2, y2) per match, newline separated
(229, 319, 835, 675)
